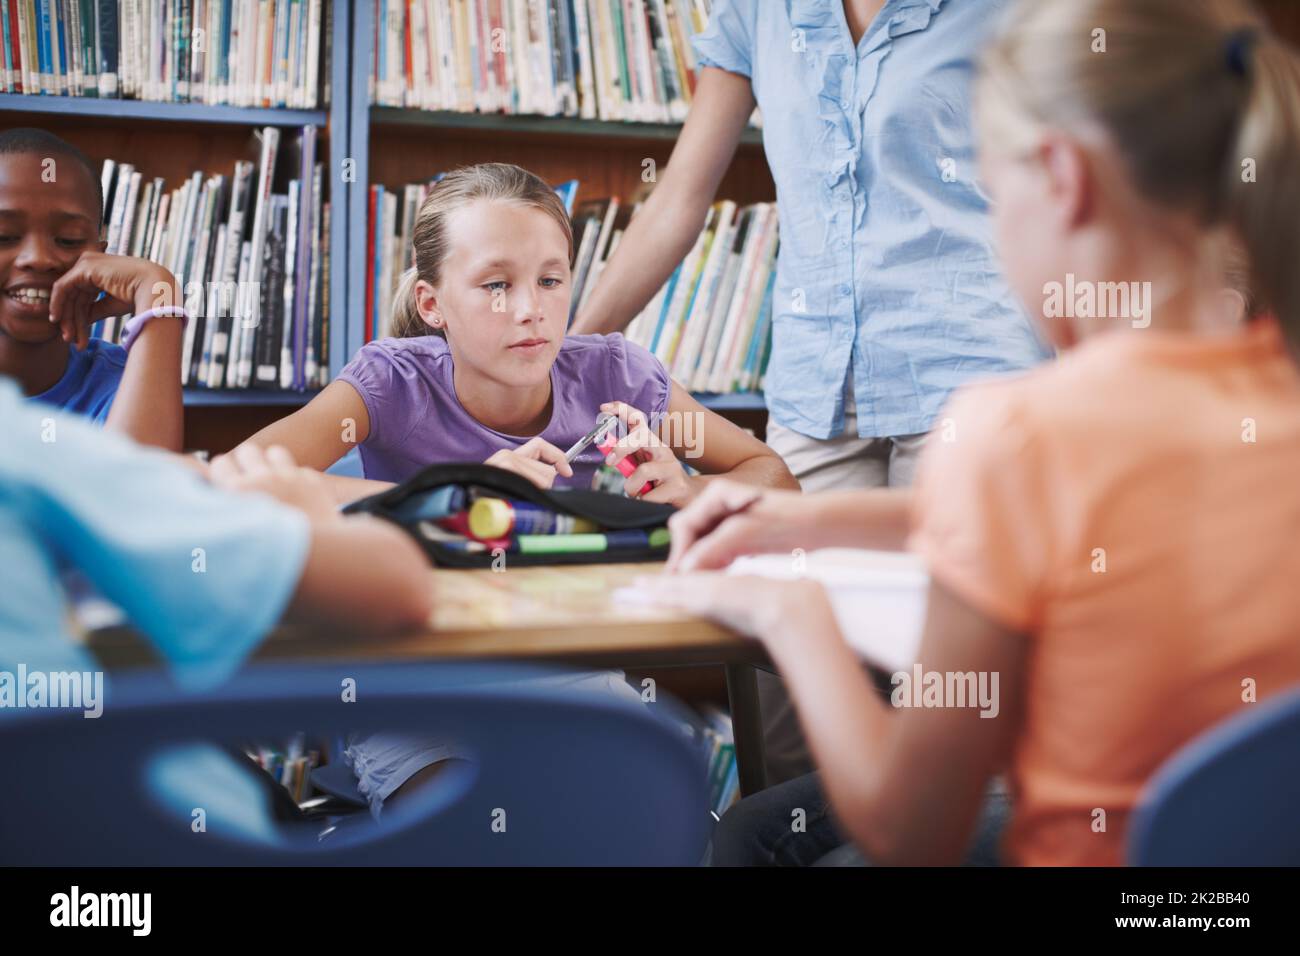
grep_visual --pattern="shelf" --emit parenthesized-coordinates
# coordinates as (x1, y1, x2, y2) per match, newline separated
(0, 94, 328, 127)
(691, 392, 766, 411)
(370, 106, 763, 146)
(184, 389, 317, 408)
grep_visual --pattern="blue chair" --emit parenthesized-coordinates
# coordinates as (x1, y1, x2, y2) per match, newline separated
(1128, 686, 1300, 866)
(0, 661, 711, 866)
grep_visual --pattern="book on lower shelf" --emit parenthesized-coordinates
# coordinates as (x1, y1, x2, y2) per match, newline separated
(0, 0, 330, 108)
(698, 705, 739, 817)
(95, 124, 331, 393)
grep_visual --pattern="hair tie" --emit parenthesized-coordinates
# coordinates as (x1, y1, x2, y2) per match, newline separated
(1225, 28, 1258, 78)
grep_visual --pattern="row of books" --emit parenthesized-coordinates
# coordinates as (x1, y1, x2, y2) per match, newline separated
(95, 125, 331, 391)
(365, 174, 578, 342)
(245, 734, 321, 805)
(698, 706, 739, 817)
(369, 0, 721, 124)
(580, 197, 776, 394)
(0, 0, 330, 108)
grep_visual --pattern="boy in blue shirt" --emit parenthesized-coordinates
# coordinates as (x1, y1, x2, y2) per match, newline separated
(0, 127, 184, 450)
(0, 379, 433, 688)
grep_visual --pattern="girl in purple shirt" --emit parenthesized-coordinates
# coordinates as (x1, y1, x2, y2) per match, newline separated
(242, 162, 796, 506)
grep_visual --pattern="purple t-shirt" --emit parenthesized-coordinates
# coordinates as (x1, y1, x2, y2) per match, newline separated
(338, 332, 672, 488)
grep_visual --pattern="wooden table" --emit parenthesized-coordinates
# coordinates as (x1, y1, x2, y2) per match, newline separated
(93, 562, 774, 796)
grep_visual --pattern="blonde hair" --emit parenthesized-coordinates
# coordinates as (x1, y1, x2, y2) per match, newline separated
(978, 0, 1300, 350)
(391, 163, 574, 338)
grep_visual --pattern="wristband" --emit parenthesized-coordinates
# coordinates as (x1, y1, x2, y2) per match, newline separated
(121, 306, 189, 355)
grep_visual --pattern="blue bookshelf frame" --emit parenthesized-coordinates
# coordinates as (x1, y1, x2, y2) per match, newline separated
(182, 388, 315, 407)
(0, 93, 326, 127)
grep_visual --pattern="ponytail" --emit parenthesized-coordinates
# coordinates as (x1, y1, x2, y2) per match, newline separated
(1224, 31, 1300, 351)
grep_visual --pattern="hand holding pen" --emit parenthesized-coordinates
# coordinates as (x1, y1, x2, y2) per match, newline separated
(594, 401, 695, 506)
(665, 478, 804, 572)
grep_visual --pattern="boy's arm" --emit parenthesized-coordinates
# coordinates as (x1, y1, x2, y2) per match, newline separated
(104, 305, 185, 451)
(48, 252, 185, 451)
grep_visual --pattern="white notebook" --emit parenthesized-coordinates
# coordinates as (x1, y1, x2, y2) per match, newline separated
(726, 549, 929, 672)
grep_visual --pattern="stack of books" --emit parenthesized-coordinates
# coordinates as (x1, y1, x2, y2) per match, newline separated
(96, 125, 331, 391)
(0, 0, 330, 107)
(245, 733, 321, 804)
(698, 706, 739, 817)
(369, 0, 728, 124)
(576, 197, 776, 394)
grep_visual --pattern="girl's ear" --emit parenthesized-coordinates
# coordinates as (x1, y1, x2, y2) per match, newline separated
(414, 278, 444, 331)
(1038, 131, 1094, 233)
(97, 239, 108, 253)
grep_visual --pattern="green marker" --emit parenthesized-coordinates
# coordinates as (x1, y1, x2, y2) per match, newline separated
(514, 527, 672, 554)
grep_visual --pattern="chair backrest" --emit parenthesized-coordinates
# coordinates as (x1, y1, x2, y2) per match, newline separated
(0, 661, 710, 866)
(1128, 685, 1300, 866)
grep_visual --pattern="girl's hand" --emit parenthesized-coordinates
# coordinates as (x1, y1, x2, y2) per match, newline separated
(633, 572, 831, 649)
(666, 478, 805, 572)
(209, 444, 339, 524)
(599, 400, 694, 506)
(48, 252, 176, 350)
(484, 436, 574, 490)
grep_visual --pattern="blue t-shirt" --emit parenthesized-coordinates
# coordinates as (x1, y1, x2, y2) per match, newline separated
(0, 379, 311, 691)
(31, 339, 127, 424)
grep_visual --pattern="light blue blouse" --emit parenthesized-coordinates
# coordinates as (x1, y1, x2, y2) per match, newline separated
(693, 0, 1050, 438)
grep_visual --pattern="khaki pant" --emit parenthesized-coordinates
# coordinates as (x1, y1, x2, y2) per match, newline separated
(759, 389, 927, 785)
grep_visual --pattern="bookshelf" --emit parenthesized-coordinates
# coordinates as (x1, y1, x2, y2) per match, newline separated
(1, 1, 780, 452)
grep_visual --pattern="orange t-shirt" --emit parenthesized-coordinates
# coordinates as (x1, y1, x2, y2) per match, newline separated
(909, 318, 1300, 866)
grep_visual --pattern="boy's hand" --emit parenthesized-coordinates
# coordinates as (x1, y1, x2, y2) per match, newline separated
(48, 251, 176, 350)
(209, 444, 339, 524)
(484, 436, 574, 489)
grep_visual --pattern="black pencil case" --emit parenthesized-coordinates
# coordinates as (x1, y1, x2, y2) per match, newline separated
(342, 462, 677, 568)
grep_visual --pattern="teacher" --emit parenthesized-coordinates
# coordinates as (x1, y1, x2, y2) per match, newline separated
(571, 0, 1049, 782)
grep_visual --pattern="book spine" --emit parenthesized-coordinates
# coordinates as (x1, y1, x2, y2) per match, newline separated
(290, 126, 315, 389)
(94, 0, 116, 94)
(237, 125, 279, 386)
(1, 3, 12, 92)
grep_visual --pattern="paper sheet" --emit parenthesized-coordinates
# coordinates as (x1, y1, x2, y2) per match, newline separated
(727, 549, 929, 672)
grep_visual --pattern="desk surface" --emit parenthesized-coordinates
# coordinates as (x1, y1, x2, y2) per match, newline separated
(92, 563, 761, 670)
